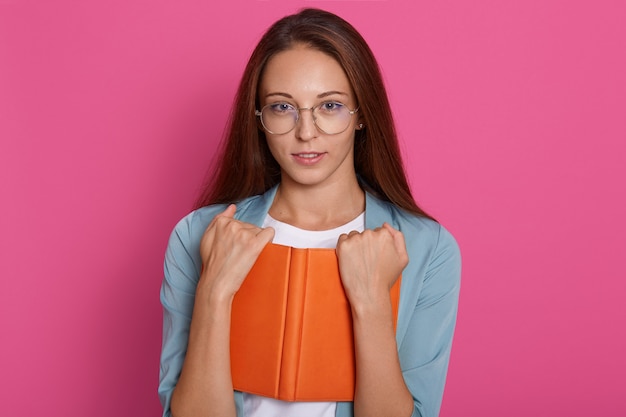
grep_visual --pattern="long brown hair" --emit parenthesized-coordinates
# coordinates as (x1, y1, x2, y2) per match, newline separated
(195, 8, 433, 220)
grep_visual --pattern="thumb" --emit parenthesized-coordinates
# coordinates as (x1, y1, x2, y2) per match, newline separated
(383, 223, 406, 253)
(382, 222, 399, 236)
(219, 204, 237, 218)
(205, 204, 237, 233)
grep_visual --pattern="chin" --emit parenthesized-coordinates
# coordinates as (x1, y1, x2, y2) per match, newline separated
(282, 174, 331, 188)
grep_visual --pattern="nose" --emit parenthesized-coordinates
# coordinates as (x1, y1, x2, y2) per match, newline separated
(294, 108, 318, 141)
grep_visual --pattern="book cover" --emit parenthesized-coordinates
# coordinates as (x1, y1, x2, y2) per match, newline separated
(230, 243, 401, 401)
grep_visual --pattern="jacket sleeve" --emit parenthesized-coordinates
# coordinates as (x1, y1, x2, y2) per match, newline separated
(400, 224, 462, 417)
(158, 213, 203, 417)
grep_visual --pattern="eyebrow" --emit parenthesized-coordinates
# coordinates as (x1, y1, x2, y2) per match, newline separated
(265, 90, 349, 99)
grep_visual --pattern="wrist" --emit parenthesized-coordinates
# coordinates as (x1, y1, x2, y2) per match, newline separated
(350, 291, 393, 322)
(195, 280, 235, 313)
(197, 268, 239, 299)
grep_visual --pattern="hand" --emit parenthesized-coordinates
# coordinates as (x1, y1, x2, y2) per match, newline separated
(198, 204, 275, 300)
(336, 223, 408, 309)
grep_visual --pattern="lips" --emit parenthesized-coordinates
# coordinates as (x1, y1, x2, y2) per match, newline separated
(292, 152, 326, 165)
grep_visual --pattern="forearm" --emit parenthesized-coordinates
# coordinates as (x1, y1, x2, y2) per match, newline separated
(170, 289, 236, 417)
(352, 295, 414, 417)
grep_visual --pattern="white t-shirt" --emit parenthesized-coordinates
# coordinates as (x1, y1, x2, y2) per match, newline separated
(242, 212, 365, 417)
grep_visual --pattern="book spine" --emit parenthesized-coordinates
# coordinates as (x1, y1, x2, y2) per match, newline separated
(278, 248, 308, 401)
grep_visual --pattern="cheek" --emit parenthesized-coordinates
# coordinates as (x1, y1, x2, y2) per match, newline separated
(339, 135, 356, 154)
(264, 137, 284, 161)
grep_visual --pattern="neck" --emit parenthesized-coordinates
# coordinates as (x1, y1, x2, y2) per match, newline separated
(269, 177, 365, 231)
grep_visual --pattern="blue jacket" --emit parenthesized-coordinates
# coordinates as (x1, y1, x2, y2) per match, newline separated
(159, 185, 461, 417)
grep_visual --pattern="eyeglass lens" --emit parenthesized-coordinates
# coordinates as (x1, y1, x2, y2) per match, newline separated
(260, 102, 355, 135)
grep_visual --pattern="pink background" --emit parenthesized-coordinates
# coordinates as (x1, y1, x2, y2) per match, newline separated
(1, 0, 625, 416)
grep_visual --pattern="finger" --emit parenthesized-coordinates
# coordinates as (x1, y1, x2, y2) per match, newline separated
(204, 207, 236, 236)
(239, 227, 274, 261)
(336, 233, 349, 250)
(206, 204, 237, 231)
(392, 228, 406, 252)
(257, 226, 275, 244)
(383, 223, 408, 257)
(382, 222, 400, 237)
(218, 204, 237, 219)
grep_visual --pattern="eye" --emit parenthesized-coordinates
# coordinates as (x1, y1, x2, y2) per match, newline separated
(318, 101, 344, 113)
(268, 102, 295, 114)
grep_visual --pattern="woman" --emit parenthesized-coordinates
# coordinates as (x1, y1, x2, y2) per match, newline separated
(159, 8, 461, 417)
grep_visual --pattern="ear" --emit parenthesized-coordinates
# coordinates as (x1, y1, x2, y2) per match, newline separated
(255, 110, 265, 132)
(355, 113, 365, 130)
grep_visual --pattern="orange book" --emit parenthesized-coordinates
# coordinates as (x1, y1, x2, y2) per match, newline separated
(230, 243, 401, 402)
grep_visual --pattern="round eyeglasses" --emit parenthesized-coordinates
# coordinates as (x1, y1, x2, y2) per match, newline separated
(255, 101, 359, 135)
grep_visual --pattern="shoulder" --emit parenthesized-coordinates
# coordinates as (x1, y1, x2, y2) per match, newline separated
(400, 210, 458, 259)
(368, 195, 458, 251)
(367, 195, 461, 270)
(405, 211, 459, 268)
(168, 192, 269, 249)
(396, 211, 461, 297)
(167, 204, 227, 249)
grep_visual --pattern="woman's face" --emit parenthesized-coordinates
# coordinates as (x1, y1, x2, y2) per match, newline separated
(258, 45, 361, 191)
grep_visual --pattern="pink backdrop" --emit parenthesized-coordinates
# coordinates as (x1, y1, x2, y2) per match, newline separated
(1, 1, 625, 416)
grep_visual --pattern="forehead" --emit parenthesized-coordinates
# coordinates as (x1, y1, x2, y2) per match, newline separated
(259, 46, 354, 99)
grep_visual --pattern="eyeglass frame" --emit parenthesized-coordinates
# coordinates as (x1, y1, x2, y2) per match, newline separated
(255, 101, 360, 135)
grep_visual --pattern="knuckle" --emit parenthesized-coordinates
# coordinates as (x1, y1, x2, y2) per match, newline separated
(215, 216, 231, 228)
